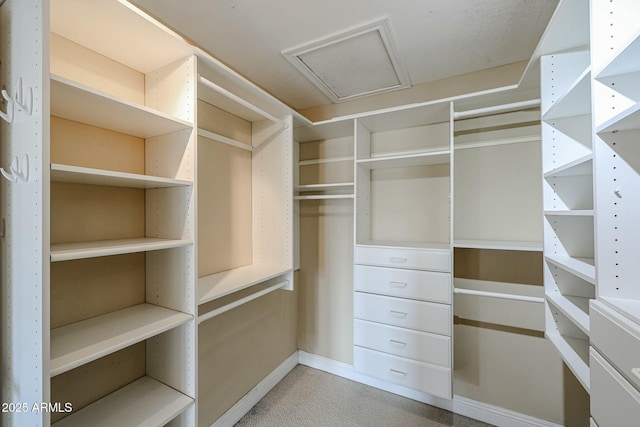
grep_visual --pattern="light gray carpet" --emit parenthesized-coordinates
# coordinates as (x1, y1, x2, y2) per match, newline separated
(235, 365, 494, 427)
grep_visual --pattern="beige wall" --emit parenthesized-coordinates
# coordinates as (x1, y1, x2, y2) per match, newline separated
(198, 288, 298, 427)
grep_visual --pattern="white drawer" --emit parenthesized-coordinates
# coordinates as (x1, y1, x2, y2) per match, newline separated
(354, 265, 451, 304)
(354, 292, 451, 336)
(590, 300, 640, 391)
(354, 245, 451, 272)
(354, 346, 451, 399)
(354, 319, 451, 367)
(591, 347, 640, 427)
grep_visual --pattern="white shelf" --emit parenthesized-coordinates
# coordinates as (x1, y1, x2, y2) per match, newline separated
(51, 164, 192, 188)
(199, 264, 292, 305)
(543, 154, 593, 178)
(50, 238, 192, 262)
(545, 255, 596, 285)
(544, 209, 595, 217)
(546, 292, 591, 335)
(51, 74, 192, 138)
(453, 239, 542, 252)
(546, 332, 590, 392)
(542, 67, 591, 121)
(356, 240, 450, 251)
(295, 183, 354, 192)
(298, 156, 354, 166)
(50, 303, 192, 377)
(52, 376, 193, 427)
(596, 29, 640, 78)
(596, 102, 640, 133)
(453, 135, 540, 151)
(599, 297, 640, 326)
(356, 150, 450, 169)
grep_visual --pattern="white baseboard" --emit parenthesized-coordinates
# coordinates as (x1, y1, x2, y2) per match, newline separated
(210, 351, 299, 427)
(298, 351, 563, 427)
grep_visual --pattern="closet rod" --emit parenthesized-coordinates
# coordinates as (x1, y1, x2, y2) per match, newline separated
(294, 195, 354, 200)
(453, 288, 544, 303)
(198, 128, 252, 151)
(198, 74, 287, 127)
(453, 99, 540, 120)
(198, 280, 289, 323)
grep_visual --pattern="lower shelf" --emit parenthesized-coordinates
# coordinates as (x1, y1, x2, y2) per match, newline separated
(50, 303, 192, 376)
(546, 332, 590, 392)
(52, 376, 193, 427)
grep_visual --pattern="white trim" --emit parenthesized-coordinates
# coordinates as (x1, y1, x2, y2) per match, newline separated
(209, 352, 299, 427)
(298, 351, 563, 427)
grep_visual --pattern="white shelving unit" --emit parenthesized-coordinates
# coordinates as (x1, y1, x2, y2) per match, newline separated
(539, 7, 594, 391)
(592, 0, 640, 326)
(591, 7, 640, 422)
(196, 54, 294, 307)
(351, 101, 453, 399)
(294, 119, 355, 201)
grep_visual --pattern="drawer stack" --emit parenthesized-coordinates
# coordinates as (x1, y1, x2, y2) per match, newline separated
(589, 301, 640, 427)
(353, 245, 452, 399)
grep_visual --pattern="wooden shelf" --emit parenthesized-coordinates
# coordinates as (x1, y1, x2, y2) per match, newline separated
(51, 164, 192, 188)
(546, 292, 591, 335)
(52, 376, 193, 427)
(356, 150, 450, 169)
(596, 102, 640, 133)
(51, 74, 192, 138)
(542, 67, 591, 121)
(199, 264, 292, 305)
(546, 332, 590, 392)
(596, 30, 640, 78)
(295, 183, 354, 192)
(198, 128, 252, 152)
(545, 254, 596, 285)
(543, 154, 593, 178)
(453, 239, 542, 252)
(50, 303, 192, 377)
(50, 238, 192, 262)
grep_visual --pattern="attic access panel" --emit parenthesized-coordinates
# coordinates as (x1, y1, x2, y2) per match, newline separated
(282, 18, 411, 103)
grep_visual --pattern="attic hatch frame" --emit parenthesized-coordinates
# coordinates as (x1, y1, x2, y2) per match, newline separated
(282, 17, 411, 103)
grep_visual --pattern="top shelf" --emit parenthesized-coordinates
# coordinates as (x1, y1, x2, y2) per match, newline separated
(51, 74, 193, 138)
(542, 67, 591, 121)
(453, 239, 542, 252)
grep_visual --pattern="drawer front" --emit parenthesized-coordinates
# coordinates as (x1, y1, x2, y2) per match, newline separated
(591, 348, 640, 427)
(354, 246, 451, 272)
(354, 292, 451, 336)
(354, 265, 451, 304)
(354, 319, 451, 367)
(590, 301, 640, 391)
(354, 346, 451, 399)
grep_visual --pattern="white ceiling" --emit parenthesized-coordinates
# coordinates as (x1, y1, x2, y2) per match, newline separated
(131, 0, 559, 111)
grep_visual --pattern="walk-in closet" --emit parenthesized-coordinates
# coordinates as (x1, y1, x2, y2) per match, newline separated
(2, 0, 639, 426)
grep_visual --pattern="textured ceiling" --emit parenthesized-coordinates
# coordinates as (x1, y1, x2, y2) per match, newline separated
(131, 0, 558, 111)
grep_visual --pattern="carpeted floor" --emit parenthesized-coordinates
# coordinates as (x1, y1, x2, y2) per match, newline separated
(235, 365, 494, 427)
